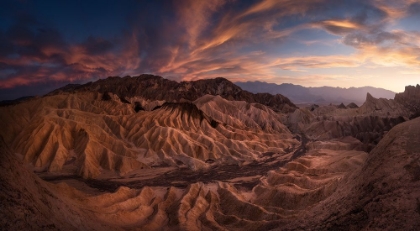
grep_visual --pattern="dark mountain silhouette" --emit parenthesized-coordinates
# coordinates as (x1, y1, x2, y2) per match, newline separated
(48, 75, 297, 113)
(236, 81, 396, 106)
(0, 96, 38, 107)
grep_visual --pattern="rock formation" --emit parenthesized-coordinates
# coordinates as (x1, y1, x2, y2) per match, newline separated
(337, 103, 347, 109)
(0, 92, 297, 179)
(358, 92, 409, 117)
(346, 102, 358, 108)
(395, 84, 420, 118)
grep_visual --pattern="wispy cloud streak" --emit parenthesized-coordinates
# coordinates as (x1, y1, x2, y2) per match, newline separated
(0, 0, 420, 98)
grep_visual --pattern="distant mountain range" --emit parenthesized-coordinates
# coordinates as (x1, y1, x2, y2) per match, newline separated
(236, 81, 396, 106)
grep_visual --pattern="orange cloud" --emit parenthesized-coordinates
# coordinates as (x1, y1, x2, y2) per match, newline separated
(2, 0, 420, 96)
(176, 0, 226, 48)
(0, 31, 142, 89)
(268, 54, 363, 71)
(157, 0, 326, 79)
(372, 0, 420, 19)
(240, 0, 323, 18)
(322, 20, 360, 29)
(362, 46, 420, 67)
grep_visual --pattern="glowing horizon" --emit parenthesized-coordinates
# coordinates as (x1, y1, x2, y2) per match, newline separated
(1, 0, 420, 100)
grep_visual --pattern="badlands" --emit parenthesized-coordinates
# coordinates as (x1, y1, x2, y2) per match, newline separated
(1, 75, 420, 230)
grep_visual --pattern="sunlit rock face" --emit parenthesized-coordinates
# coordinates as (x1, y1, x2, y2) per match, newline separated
(1, 77, 420, 230)
(0, 92, 297, 179)
(287, 93, 409, 151)
(395, 84, 420, 119)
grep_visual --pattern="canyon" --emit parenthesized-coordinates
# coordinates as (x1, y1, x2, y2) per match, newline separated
(1, 75, 420, 230)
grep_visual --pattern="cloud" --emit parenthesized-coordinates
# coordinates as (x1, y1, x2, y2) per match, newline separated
(372, 0, 420, 19)
(239, 0, 322, 18)
(342, 31, 402, 48)
(156, 0, 420, 87)
(1, 0, 330, 92)
(0, 18, 142, 89)
(314, 19, 363, 35)
(1, 0, 420, 99)
(362, 46, 420, 67)
(175, 0, 226, 48)
(154, 0, 329, 80)
(408, 2, 420, 16)
(271, 55, 362, 70)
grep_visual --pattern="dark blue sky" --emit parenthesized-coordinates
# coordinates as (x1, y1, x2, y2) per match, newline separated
(1, 0, 420, 100)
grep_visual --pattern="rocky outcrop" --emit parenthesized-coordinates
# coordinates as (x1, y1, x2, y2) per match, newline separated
(48, 75, 297, 113)
(304, 115, 406, 151)
(359, 92, 409, 117)
(395, 84, 420, 118)
(346, 102, 358, 108)
(288, 93, 409, 151)
(337, 103, 347, 109)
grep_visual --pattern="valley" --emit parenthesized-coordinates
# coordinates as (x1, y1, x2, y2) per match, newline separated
(1, 75, 420, 230)
(40, 135, 306, 191)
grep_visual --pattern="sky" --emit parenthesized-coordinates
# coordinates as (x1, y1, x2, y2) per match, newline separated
(1, 0, 420, 100)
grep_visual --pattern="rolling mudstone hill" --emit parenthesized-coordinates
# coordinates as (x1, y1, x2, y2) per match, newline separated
(1, 75, 420, 230)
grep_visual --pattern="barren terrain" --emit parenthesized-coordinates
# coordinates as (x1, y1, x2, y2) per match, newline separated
(1, 76, 420, 230)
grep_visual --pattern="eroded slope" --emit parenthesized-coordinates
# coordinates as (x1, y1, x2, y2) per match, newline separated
(0, 92, 298, 179)
(288, 93, 409, 151)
